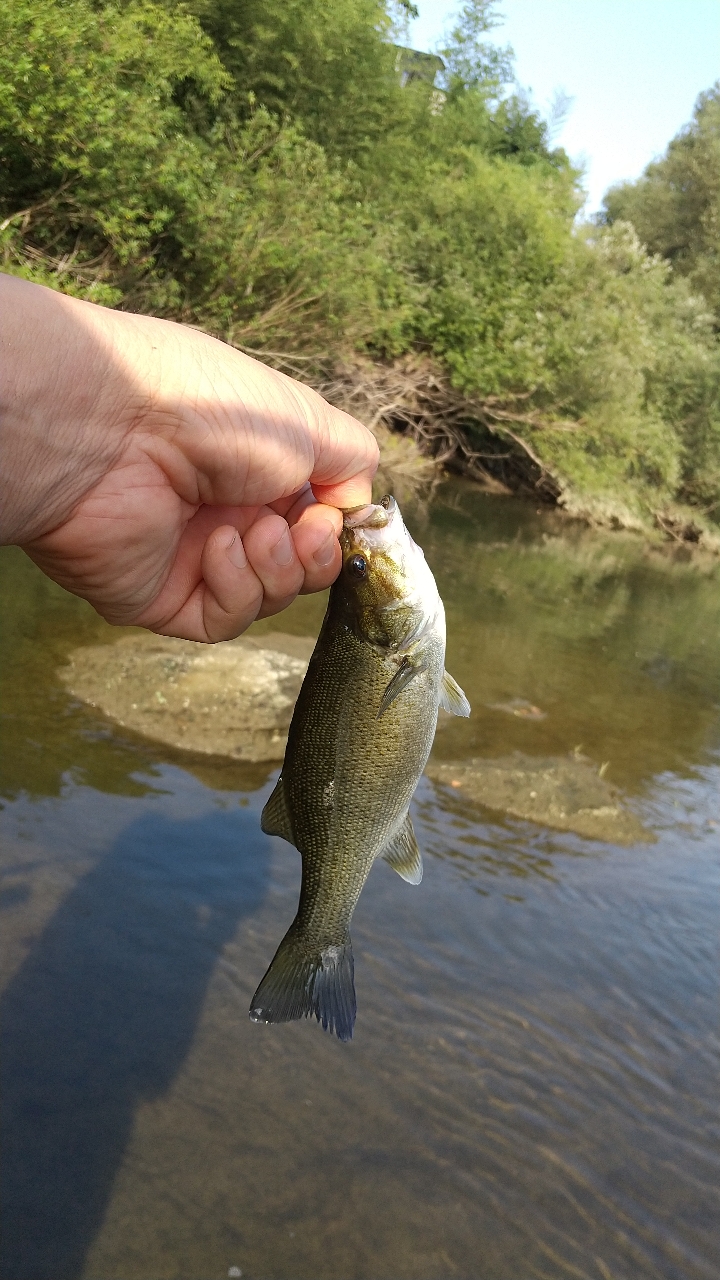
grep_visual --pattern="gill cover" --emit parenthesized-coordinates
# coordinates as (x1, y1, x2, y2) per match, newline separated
(338, 496, 439, 650)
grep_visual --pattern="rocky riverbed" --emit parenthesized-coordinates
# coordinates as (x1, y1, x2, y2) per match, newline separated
(60, 632, 649, 842)
(425, 753, 650, 845)
(60, 631, 314, 763)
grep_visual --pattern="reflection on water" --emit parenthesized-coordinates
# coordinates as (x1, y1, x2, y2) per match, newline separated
(1, 484, 719, 1279)
(422, 488, 720, 787)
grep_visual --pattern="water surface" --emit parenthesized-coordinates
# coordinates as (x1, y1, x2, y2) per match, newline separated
(1, 483, 719, 1280)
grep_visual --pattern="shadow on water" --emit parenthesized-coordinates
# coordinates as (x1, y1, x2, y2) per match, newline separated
(1, 804, 268, 1280)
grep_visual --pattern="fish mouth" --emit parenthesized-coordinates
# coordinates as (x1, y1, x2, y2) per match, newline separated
(342, 495, 397, 530)
(340, 494, 408, 567)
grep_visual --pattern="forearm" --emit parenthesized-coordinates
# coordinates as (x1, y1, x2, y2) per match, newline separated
(0, 274, 377, 550)
(0, 274, 379, 641)
(0, 275, 136, 545)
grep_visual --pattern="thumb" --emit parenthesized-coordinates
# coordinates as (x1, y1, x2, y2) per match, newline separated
(303, 400, 380, 509)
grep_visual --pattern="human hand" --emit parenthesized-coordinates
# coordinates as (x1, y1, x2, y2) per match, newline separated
(0, 276, 378, 641)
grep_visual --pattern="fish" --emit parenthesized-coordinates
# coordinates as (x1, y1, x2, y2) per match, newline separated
(249, 495, 470, 1041)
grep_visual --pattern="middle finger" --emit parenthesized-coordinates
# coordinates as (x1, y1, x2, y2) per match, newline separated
(242, 506, 305, 618)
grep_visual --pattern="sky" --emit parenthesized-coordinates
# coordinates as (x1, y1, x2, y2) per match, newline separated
(407, 0, 720, 213)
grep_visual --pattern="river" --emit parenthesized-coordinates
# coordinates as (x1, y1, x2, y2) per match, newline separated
(1, 481, 718, 1280)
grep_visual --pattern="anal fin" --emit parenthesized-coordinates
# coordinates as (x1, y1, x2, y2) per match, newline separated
(381, 814, 423, 885)
(261, 775, 295, 844)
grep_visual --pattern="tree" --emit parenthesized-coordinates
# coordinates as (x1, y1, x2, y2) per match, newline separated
(2, 0, 718, 531)
(186, 0, 408, 161)
(603, 84, 720, 320)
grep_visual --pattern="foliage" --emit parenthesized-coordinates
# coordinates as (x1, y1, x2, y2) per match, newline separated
(520, 224, 720, 521)
(437, 0, 513, 95)
(0, 0, 227, 303)
(187, 0, 408, 161)
(1, 0, 718, 535)
(0, 0, 384, 339)
(603, 84, 720, 322)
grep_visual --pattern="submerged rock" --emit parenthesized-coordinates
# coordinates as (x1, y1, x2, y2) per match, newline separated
(60, 631, 315, 762)
(426, 752, 651, 844)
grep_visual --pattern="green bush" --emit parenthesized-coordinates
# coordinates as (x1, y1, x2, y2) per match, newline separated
(604, 84, 720, 321)
(1, 0, 718, 532)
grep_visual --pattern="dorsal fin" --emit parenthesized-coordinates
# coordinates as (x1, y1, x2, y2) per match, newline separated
(440, 670, 471, 717)
(380, 814, 423, 885)
(261, 776, 295, 845)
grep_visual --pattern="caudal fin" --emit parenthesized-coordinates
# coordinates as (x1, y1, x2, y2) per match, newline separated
(249, 924, 356, 1042)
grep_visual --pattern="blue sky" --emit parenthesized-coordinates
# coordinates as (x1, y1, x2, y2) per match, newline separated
(407, 0, 720, 213)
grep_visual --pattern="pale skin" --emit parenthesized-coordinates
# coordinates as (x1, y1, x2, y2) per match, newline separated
(0, 274, 379, 641)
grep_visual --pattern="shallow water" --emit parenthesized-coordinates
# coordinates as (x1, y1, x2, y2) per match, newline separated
(1, 482, 719, 1280)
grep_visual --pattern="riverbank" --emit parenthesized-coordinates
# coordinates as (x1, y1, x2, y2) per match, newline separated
(57, 628, 650, 845)
(3, 2, 718, 554)
(296, 353, 720, 553)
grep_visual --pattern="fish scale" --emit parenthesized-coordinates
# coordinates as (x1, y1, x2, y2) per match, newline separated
(249, 496, 470, 1040)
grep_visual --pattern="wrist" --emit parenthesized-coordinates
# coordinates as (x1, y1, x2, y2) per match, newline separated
(0, 275, 134, 545)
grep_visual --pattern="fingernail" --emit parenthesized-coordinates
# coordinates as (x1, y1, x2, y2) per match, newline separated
(226, 531, 247, 569)
(270, 528, 294, 567)
(313, 529, 337, 568)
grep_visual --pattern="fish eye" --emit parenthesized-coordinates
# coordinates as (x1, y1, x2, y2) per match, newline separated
(380, 495, 396, 512)
(347, 554, 367, 579)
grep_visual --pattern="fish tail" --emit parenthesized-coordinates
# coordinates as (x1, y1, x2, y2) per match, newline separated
(249, 923, 356, 1042)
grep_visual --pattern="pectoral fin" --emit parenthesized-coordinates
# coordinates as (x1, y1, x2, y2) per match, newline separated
(440, 670, 471, 717)
(378, 657, 427, 719)
(380, 814, 423, 885)
(261, 776, 295, 845)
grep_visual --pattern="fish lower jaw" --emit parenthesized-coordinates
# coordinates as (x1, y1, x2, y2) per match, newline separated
(343, 503, 389, 529)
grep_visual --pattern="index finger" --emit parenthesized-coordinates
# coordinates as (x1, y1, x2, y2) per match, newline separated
(310, 469, 377, 510)
(286, 388, 379, 509)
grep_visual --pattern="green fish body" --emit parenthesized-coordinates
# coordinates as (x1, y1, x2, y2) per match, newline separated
(250, 496, 470, 1040)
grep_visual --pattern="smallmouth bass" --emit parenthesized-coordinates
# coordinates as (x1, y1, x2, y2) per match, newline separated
(249, 495, 470, 1041)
